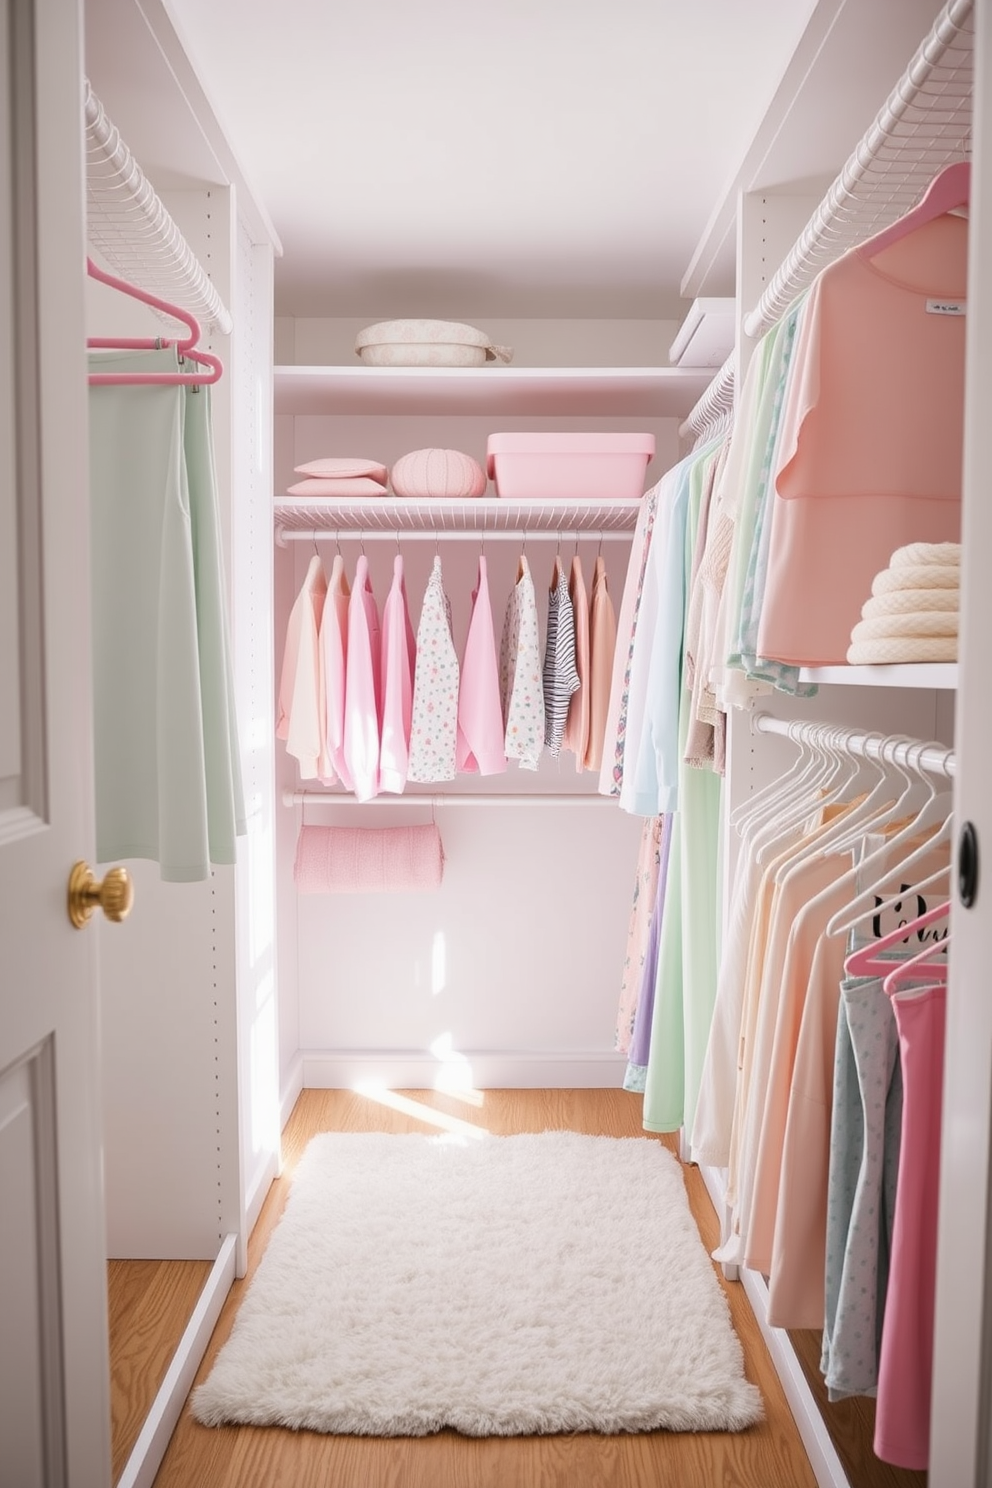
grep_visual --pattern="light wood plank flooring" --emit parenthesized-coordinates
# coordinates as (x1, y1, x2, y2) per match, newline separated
(137, 1088, 923, 1487)
(108, 1258, 211, 1482)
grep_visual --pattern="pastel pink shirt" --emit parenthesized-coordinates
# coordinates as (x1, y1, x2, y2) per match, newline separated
(562, 554, 590, 770)
(277, 554, 327, 780)
(317, 553, 351, 788)
(758, 214, 967, 666)
(456, 556, 507, 776)
(343, 555, 382, 801)
(379, 555, 416, 794)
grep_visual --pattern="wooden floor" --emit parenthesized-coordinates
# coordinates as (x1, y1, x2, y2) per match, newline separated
(137, 1088, 922, 1488)
(108, 1257, 211, 1482)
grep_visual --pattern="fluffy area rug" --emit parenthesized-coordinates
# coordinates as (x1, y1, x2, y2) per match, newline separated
(192, 1130, 763, 1437)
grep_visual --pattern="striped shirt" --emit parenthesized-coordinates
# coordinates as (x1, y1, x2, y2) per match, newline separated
(542, 556, 580, 757)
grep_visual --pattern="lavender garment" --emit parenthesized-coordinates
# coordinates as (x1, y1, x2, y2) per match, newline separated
(628, 814, 673, 1069)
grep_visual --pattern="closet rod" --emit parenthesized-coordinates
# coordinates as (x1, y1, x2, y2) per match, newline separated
(276, 528, 633, 546)
(283, 790, 619, 808)
(751, 711, 956, 779)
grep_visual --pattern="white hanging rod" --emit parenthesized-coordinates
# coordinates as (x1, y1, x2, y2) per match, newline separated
(678, 354, 736, 443)
(83, 81, 233, 337)
(751, 711, 955, 779)
(276, 527, 632, 546)
(284, 790, 618, 808)
(743, 0, 973, 339)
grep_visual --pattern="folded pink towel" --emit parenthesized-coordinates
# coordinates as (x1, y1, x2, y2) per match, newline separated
(294, 823, 444, 893)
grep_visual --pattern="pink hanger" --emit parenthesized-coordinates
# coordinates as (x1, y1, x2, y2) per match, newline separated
(882, 934, 950, 996)
(86, 257, 223, 386)
(844, 898, 950, 981)
(857, 160, 970, 261)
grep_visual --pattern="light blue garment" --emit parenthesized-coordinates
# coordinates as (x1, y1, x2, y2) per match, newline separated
(731, 298, 817, 699)
(625, 450, 706, 818)
(89, 348, 245, 881)
(617, 472, 674, 814)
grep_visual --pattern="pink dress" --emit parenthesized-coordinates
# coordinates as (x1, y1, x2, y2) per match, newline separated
(343, 555, 382, 801)
(562, 554, 590, 769)
(456, 556, 507, 776)
(317, 554, 351, 788)
(874, 981, 946, 1470)
(586, 554, 617, 774)
(379, 555, 416, 794)
(758, 214, 967, 666)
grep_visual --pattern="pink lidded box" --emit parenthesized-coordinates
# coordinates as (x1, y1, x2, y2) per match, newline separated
(486, 432, 655, 501)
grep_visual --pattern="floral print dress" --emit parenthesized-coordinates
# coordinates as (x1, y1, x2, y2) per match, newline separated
(407, 556, 460, 784)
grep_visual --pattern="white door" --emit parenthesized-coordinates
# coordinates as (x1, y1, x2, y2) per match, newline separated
(0, 0, 113, 1483)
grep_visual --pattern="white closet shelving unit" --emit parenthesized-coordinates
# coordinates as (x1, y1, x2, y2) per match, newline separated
(684, 4, 972, 1487)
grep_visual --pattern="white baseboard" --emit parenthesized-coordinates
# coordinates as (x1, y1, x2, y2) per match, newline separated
(280, 1054, 304, 1129)
(300, 1049, 629, 1091)
(245, 1149, 278, 1239)
(696, 1163, 849, 1488)
(116, 1233, 237, 1488)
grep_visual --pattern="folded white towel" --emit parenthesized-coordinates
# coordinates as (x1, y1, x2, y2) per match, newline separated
(872, 564, 960, 596)
(861, 588, 959, 619)
(890, 542, 961, 569)
(847, 636, 958, 664)
(851, 611, 959, 643)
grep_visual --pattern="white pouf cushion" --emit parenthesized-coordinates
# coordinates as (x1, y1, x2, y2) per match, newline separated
(355, 319, 513, 368)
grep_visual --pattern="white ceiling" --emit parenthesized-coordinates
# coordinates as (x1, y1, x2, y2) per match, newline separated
(83, 0, 949, 323)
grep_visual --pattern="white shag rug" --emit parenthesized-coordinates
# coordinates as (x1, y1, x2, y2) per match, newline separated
(192, 1130, 763, 1438)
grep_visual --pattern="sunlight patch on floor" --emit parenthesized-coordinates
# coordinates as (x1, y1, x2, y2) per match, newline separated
(353, 1082, 489, 1139)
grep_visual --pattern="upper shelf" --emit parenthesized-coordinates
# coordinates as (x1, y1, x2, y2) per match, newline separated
(798, 664, 958, 690)
(273, 365, 714, 419)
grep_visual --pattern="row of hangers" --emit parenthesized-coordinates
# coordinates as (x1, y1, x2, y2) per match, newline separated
(86, 256, 224, 387)
(736, 719, 952, 996)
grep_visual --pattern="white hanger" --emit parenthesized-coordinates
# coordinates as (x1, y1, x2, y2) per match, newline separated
(752, 724, 862, 865)
(730, 719, 819, 833)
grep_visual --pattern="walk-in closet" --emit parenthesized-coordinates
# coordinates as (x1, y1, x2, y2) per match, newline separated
(3, 0, 992, 1485)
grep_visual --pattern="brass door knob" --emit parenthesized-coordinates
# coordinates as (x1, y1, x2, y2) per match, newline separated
(67, 861, 134, 929)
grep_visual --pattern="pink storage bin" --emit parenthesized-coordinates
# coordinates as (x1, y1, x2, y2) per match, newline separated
(486, 432, 655, 501)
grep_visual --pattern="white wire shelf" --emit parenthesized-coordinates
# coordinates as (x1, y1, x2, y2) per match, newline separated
(274, 495, 642, 542)
(84, 80, 233, 337)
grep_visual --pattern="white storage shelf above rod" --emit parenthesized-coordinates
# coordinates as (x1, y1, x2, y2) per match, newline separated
(274, 364, 713, 418)
(275, 495, 641, 542)
(798, 663, 958, 690)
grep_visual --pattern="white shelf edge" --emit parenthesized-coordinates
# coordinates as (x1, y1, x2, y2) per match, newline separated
(274, 363, 698, 380)
(798, 664, 958, 690)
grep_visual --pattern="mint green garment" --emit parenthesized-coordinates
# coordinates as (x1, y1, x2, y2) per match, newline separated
(89, 348, 245, 881)
(642, 450, 722, 1134)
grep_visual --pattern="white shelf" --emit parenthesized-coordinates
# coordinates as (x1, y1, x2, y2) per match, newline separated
(274, 494, 641, 536)
(273, 364, 713, 418)
(799, 664, 958, 690)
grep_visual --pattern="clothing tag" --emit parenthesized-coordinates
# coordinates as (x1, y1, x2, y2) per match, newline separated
(926, 298, 966, 316)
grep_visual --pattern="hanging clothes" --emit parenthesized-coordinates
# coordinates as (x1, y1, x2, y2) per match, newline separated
(542, 554, 580, 758)
(379, 554, 417, 794)
(343, 554, 383, 801)
(561, 554, 590, 768)
(623, 813, 673, 1093)
(499, 555, 545, 771)
(456, 555, 507, 776)
(408, 555, 460, 784)
(317, 553, 352, 789)
(89, 347, 245, 882)
(598, 484, 658, 797)
(584, 553, 617, 774)
(614, 815, 664, 1056)
(278, 554, 327, 780)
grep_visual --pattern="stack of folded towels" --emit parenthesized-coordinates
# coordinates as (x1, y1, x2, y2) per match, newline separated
(847, 542, 960, 664)
(286, 456, 389, 498)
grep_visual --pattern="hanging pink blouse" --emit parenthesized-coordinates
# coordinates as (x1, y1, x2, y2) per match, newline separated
(343, 554, 382, 801)
(456, 555, 507, 776)
(561, 553, 590, 770)
(379, 554, 417, 794)
(317, 553, 351, 788)
(585, 555, 617, 772)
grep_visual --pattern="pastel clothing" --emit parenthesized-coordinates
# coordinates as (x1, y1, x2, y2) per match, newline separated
(585, 555, 617, 773)
(317, 555, 352, 789)
(456, 556, 507, 776)
(598, 484, 658, 796)
(542, 556, 580, 757)
(614, 815, 664, 1056)
(874, 982, 947, 1470)
(767, 838, 950, 1328)
(343, 556, 383, 801)
(499, 557, 545, 771)
(379, 555, 417, 794)
(758, 215, 967, 666)
(561, 555, 590, 768)
(408, 556, 460, 784)
(626, 815, 673, 1076)
(820, 977, 902, 1402)
(278, 554, 327, 776)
